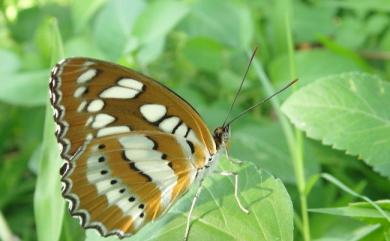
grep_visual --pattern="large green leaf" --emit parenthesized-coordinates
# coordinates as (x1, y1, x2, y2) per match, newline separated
(93, 0, 145, 60)
(85, 162, 293, 241)
(282, 72, 390, 178)
(71, 0, 107, 32)
(132, 0, 189, 65)
(132, 0, 189, 44)
(0, 49, 20, 74)
(0, 48, 48, 107)
(231, 122, 319, 185)
(292, 2, 336, 43)
(34, 18, 65, 241)
(268, 49, 361, 86)
(33, 105, 65, 241)
(182, 37, 224, 72)
(0, 70, 49, 107)
(180, 0, 253, 49)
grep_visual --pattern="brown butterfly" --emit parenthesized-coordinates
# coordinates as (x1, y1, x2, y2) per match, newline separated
(49, 50, 296, 240)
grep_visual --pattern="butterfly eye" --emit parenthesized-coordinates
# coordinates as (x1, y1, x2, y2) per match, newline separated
(222, 125, 231, 143)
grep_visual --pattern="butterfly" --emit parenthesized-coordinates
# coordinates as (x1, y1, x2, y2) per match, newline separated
(49, 52, 297, 240)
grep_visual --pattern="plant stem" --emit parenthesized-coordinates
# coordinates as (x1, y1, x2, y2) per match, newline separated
(285, 9, 311, 241)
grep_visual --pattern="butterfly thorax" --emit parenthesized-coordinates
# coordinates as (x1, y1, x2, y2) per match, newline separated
(212, 125, 230, 150)
(201, 125, 230, 172)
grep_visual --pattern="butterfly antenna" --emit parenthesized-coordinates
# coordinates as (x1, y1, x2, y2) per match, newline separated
(222, 47, 258, 127)
(226, 79, 298, 126)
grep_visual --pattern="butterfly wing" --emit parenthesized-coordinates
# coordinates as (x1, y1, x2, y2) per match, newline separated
(50, 57, 216, 163)
(50, 58, 217, 237)
(63, 131, 201, 237)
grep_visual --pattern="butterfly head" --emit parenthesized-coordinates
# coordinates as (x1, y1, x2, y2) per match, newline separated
(213, 125, 230, 149)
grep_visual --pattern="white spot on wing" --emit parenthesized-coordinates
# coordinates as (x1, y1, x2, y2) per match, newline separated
(118, 78, 143, 90)
(176, 137, 192, 158)
(94, 179, 113, 193)
(175, 123, 188, 136)
(85, 116, 93, 126)
(124, 149, 162, 161)
(86, 133, 93, 141)
(97, 126, 130, 137)
(87, 99, 104, 112)
(119, 135, 155, 149)
(186, 130, 199, 144)
(77, 100, 87, 112)
(159, 116, 180, 133)
(74, 86, 87, 98)
(77, 69, 97, 83)
(100, 86, 139, 99)
(116, 198, 134, 212)
(83, 61, 95, 67)
(105, 188, 124, 205)
(85, 152, 146, 223)
(140, 104, 167, 123)
(132, 160, 176, 208)
(92, 114, 116, 128)
(126, 201, 145, 229)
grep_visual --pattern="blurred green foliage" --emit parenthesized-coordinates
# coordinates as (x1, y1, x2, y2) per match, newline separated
(0, 0, 389, 241)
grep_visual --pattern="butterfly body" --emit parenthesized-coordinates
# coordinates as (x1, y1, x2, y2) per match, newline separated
(50, 57, 229, 238)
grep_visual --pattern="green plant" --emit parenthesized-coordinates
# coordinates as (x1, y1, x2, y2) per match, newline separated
(0, 0, 389, 241)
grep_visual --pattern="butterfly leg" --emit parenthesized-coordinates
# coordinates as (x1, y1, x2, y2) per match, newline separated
(219, 171, 249, 214)
(224, 148, 243, 165)
(184, 182, 204, 241)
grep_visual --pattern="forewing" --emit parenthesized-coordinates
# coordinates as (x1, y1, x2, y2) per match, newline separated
(50, 57, 216, 165)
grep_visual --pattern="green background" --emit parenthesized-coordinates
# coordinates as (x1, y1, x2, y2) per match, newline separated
(0, 0, 389, 241)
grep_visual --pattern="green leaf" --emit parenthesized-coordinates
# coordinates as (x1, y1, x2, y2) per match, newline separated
(93, 0, 145, 60)
(34, 101, 65, 241)
(132, 0, 189, 44)
(312, 222, 382, 241)
(268, 49, 361, 86)
(0, 49, 20, 74)
(334, 16, 367, 49)
(60, 213, 85, 241)
(86, 162, 293, 241)
(292, 1, 336, 43)
(181, 0, 253, 49)
(136, 36, 166, 66)
(71, 0, 107, 32)
(64, 36, 105, 58)
(309, 200, 390, 225)
(34, 18, 65, 241)
(9, 6, 44, 42)
(321, 0, 390, 12)
(35, 17, 59, 64)
(182, 37, 224, 72)
(231, 122, 319, 185)
(132, 0, 189, 65)
(365, 14, 388, 35)
(282, 72, 390, 178)
(0, 70, 49, 107)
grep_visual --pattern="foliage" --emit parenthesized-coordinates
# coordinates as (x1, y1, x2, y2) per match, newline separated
(0, 0, 389, 241)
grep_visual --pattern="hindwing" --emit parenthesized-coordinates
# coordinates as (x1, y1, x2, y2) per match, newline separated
(62, 131, 207, 237)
